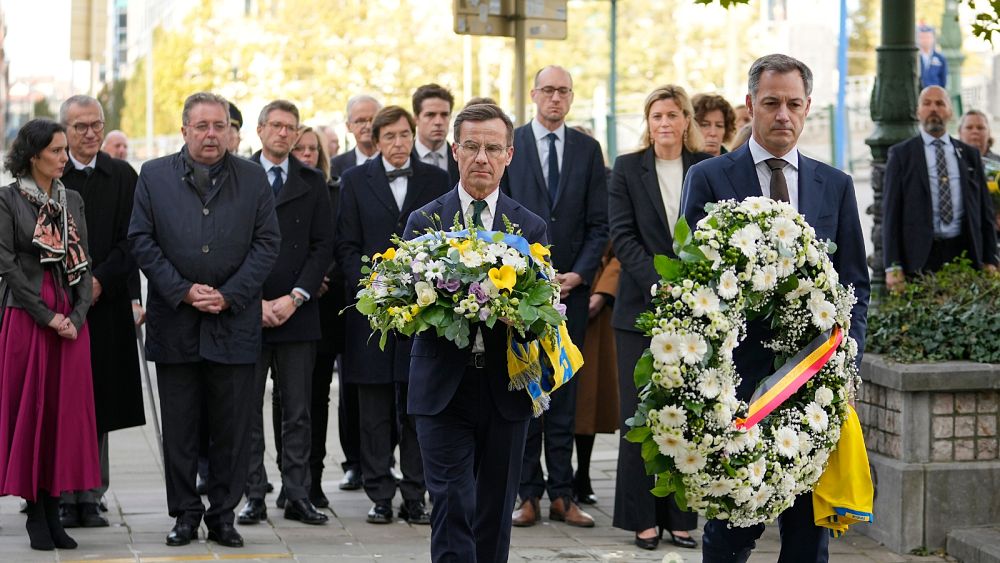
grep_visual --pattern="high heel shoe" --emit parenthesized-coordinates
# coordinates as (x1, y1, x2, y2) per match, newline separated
(634, 528, 661, 550)
(666, 528, 698, 549)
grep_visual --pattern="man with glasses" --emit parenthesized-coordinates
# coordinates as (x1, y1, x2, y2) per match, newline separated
(337, 106, 449, 525)
(128, 92, 280, 549)
(404, 102, 549, 563)
(237, 100, 334, 527)
(504, 65, 608, 529)
(330, 94, 382, 178)
(57, 94, 146, 530)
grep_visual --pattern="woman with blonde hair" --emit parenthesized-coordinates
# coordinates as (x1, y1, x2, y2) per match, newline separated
(608, 85, 711, 551)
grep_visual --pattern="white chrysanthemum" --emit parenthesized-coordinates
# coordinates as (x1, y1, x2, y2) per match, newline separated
(699, 370, 722, 399)
(660, 405, 687, 428)
(751, 266, 778, 292)
(690, 287, 721, 317)
(501, 252, 527, 272)
(730, 225, 760, 258)
(798, 431, 814, 455)
(748, 457, 767, 485)
(459, 250, 485, 268)
(717, 270, 740, 300)
(721, 331, 739, 360)
(724, 429, 750, 454)
(411, 260, 427, 273)
(423, 260, 445, 281)
(770, 217, 802, 247)
(650, 332, 682, 365)
(809, 300, 837, 330)
(654, 431, 687, 457)
(706, 478, 734, 497)
(814, 386, 834, 407)
(776, 255, 796, 278)
(751, 484, 774, 508)
(803, 402, 829, 432)
(774, 426, 800, 458)
(742, 197, 770, 215)
(679, 333, 708, 365)
(486, 243, 507, 260)
(675, 446, 707, 474)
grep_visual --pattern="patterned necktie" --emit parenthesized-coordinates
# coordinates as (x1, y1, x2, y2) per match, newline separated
(83, 166, 94, 178)
(546, 132, 560, 203)
(271, 166, 283, 196)
(765, 158, 789, 203)
(471, 200, 488, 229)
(932, 139, 953, 225)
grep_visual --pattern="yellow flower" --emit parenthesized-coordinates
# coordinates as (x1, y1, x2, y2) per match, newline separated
(488, 265, 517, 292)
(450, 238, 473, 253)
(410, 304, 421, 315)
(530, 242, 551, 265)
(387, 307, 399, 316)
(374, 247, 396, 261)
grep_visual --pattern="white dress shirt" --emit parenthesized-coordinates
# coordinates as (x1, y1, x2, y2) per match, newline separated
(383, 158, 410, 211)
(457, 184, 500, 230)
(415, 139, 450, 173)
(919, 129, 964, 238)
(260, 154, 289, 188)
(68, 152, 96, 171)
(355, 146, 377, 166)
(749, 136, 800, 211)
(531, 119, 565, 188)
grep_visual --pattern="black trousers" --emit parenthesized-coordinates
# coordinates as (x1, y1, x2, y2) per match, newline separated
(246, 341, 315, 501)
(702, 492, 828, 563)
(416, 368, 530, 563)
(923, 234, 967, 272)
(357, 382, 424, 503)
(157, 361, 253, 527)
(612, 330, 696, 533)
(518, 287, 587, 501)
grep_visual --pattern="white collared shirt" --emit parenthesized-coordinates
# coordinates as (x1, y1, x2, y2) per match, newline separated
(355, 146, 377, 166)
(457, 184, 500, 230)
(415, 139, 450, 172)
(531, 119, 565, 188)
(68, 152, 96, 171)
(748, 136, 800, 211)
(383, 158, 410, 210)
(260, 154, 289, 187)
(919, 129, 964, 238)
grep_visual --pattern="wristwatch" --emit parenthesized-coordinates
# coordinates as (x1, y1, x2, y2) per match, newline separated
(290, 293, 305, 307)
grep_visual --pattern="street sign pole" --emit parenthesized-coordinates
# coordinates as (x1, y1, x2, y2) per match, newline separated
(514, 3, 526, 125)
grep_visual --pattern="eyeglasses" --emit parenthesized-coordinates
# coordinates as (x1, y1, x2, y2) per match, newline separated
(189, 122, 229, 134)
(350, 117, 374, 127)
(70, 120, 105, 134)
(536, 86, 572, 97)
(267, 121, 298, 133)
(457, 142, 507, 158)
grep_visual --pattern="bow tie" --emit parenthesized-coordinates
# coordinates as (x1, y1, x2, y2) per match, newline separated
(386, 167, 413, 181)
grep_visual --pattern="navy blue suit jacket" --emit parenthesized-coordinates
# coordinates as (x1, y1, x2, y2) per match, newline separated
(336, 156, 450, 384)
(404, 187, 548, 421)
(501, 123, 608, 285)
(882, 135, 998, 273)
(681, 144, 870, 399)
(411, 145, 461, 187)
(329, 150, 358, 179)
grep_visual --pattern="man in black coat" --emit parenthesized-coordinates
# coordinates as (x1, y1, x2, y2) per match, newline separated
(128, 92, 280, 549)
(237, 100, 334, 527)
(406, 102, 549, 563)
(336, 106, 450, 525)
(330, 94, 381, 178)
(411, 83, 460, 186)
(883, 85, 998, 291)
(503, 65, 607, 528)
(57, 95, 145, 529)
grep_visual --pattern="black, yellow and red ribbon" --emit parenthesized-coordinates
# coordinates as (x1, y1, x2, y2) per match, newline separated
(736, 326, 843, 429)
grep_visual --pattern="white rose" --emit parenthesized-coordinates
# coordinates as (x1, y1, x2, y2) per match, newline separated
(414, 281, 437, 307)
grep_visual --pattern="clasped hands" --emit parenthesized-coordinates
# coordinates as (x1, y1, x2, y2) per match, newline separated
(184, 283, 229, 314)
(47, 314, 78, 340)
(262, 294, 299, 328)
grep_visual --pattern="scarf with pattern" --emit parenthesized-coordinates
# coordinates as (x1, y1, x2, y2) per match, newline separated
(17, 176, 89, 286)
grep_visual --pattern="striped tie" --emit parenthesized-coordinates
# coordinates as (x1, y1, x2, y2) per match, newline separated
(931, 139, 953, 225)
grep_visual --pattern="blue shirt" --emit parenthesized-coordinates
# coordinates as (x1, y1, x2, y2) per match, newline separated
(920, 130, 963, 238)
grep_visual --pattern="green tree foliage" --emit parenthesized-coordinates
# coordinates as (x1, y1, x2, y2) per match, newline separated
(848, 0, 878, 76)
(97, 79, 127, 133)
(32, 98, 55, 119)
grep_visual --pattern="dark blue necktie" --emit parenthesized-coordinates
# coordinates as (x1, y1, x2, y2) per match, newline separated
(271, 166, 283, 196)
(546, 132, 559, 203)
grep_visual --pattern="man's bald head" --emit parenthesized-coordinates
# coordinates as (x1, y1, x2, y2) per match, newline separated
(102, 130, 129, 160)
(917, 86, 953, 137)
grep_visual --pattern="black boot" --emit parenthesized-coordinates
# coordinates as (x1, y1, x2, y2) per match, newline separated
(25, 499, 54, 551)
(42, 495, 77, 549)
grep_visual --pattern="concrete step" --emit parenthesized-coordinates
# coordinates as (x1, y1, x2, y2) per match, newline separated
(948, 527, 1000, 563)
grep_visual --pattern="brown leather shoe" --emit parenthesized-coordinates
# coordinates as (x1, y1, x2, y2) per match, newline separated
(549, 496, 595, 528)
(511, 497, 540, 527)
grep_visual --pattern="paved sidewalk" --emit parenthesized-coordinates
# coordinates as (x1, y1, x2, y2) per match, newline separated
(0, 367, 952, 562)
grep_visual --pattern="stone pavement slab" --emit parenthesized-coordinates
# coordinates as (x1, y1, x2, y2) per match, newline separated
(0, 366, 957, 562)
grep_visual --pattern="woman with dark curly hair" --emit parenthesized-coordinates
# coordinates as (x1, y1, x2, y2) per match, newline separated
(0, 119, 99, 551)
(692, 93, 737, 157)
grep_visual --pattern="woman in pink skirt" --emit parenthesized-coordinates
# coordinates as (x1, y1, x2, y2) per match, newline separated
(0, 119, 101, 550)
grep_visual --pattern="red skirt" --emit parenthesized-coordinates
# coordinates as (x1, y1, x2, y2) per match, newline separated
(0, 271, 101, 500)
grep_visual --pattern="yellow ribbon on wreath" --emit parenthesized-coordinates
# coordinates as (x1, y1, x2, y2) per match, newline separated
(812, 404, 874, 537)
(506, 321, 583, 416)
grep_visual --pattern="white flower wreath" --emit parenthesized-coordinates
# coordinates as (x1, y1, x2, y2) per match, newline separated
(626, 197, 860, 527)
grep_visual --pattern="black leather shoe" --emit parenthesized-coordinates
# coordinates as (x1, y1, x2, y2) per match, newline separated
(366, 501, 393, 524)
(634, 530, 660, 551)
(237, 498, 267, 524)
(207, 522, 244, 548)
(339, 468, 362, 491)
(398, 500, 431, 525)
(284, 498, 328, 525)
(59, 504, 80, 529)
(309, 490, 329, 508)
(266, 481, 275, 493)
(275, 488, 286, 509)
(666, 529, 698, 549)
(79, 502, 109, 527)
(166, 521, 197, 546)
